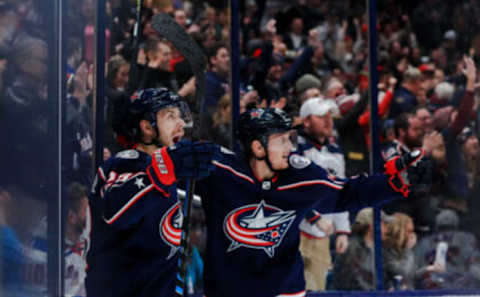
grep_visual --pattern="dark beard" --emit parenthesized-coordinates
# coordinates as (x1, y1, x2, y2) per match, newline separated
(405, 136, 422, 149)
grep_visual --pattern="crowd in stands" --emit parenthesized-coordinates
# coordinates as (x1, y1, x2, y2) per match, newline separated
(2, 0, 480, 295)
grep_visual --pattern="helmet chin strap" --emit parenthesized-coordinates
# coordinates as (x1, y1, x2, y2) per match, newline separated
(256, 138, 281, 174)
(140, 125, 163, 147)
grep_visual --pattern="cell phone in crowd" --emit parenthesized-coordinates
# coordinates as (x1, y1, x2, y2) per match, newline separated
(434, 241, 448, 267)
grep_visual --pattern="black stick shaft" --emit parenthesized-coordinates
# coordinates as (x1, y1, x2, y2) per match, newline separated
(175, 180, 196, 296)
(128, 0, 143, 89)
(133, 0, 142, 49)
(149, 13, 207, 297)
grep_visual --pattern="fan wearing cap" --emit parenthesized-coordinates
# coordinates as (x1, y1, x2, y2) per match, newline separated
(86, 88, 221, 297)
(195, 108, 431, 297)
(294, 74, 323, 105)
(296, 97, 351, 291)
(331, 207, 394, 290)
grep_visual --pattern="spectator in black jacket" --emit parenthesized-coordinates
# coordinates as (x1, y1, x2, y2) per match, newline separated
(136, 38, 179, 91)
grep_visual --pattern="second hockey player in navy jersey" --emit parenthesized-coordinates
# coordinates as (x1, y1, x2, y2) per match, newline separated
(85, 88, 220, 297)
(196, 108, 430, 297)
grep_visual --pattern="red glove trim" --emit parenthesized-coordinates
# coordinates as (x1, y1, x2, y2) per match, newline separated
(384, 156, 401, 176)
(151, 147, 176, 186)
(388, 175, 410, 198)
(385, 149, 425, 198)
(384, 149, 425, 175)
(146, 166, 172, 197)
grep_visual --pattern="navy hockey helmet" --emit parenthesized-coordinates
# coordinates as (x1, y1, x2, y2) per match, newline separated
(116, 88, 192, 147)
(238, 108, 293, 147)
(129, 88, 192, 128)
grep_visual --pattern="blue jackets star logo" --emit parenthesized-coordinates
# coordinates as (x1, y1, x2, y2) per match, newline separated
(159, 202, 183, 259)
(223, 201, 296, 257)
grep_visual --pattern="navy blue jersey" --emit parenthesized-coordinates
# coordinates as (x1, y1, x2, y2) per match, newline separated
(197, 149, 399, 297)
(86, 149, 180, 297)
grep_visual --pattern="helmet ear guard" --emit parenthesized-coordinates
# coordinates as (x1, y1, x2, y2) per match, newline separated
(237, 108, 294, 166)
(238, 108, 292, 144)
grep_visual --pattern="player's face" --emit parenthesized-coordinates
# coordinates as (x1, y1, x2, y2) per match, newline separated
(267, 131, 296, 170)
(156, 107, 186, 147)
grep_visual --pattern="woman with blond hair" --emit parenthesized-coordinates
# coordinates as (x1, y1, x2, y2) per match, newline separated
(383, 212, 444, 290)
(210, 94, 232, 147)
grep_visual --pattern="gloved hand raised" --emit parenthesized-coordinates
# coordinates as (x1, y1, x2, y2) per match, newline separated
(384, 149, 432, 198)
(148, 140, 221, 187)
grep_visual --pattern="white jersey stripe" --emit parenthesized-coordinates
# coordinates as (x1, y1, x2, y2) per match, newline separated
(277, 180, 343, 191)
(104, 184, 154, 225)
(213, 161, 255, 184)
(276, 290, 306, 297)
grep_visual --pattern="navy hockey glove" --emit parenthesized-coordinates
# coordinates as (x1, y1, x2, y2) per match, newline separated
(384, 149, 431, 198)
(148, 140, 221, 188)
(168, 140, 221, 179)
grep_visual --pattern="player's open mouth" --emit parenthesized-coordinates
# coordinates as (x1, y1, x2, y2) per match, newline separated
(172, 135, 182, 144)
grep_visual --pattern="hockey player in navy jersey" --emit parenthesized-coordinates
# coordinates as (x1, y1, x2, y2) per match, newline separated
(196, 108, 430, 297)
(85, 88, 220, 297)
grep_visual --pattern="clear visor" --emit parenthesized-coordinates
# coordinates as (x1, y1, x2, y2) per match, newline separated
(174, 101, 193, 128)
(267, 130, 298, 152)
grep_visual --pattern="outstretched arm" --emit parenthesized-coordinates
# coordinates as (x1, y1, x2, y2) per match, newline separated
(300, 150, 430, 213)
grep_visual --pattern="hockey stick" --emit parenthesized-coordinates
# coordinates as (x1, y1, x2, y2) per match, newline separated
(128, 0, 143, 87)
(133, 0, 142, 50)
(151, 13, 207, 296)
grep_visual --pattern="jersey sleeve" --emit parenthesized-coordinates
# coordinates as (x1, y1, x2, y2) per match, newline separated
(329, 211, 351, 234)
(303, 210, 350, 234)
(91, 159, 176, 229)
(286, 157, 399, 214)
(304, 209, 322, 224)
(328, 172, 399, 212)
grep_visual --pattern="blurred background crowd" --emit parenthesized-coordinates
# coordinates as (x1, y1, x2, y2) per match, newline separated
(2, 0, 480, 295)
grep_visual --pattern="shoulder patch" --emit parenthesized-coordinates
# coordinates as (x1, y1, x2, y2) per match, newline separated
(220, 146, 235, 155)
(382, 147, 397, 161)
(115, 149, 140, 159)
(297, 135, 307, 145)
(395, 97, 405, 104)
(289, 154, 311, 169)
